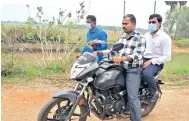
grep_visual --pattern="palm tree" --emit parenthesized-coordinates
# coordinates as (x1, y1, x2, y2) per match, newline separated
(174, 1, 187, 39)
(165, 1, 178, 12)
(164, 1, 178, 34)
(26, 5, 30, 18)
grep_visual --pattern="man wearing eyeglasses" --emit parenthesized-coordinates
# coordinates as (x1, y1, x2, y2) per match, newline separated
(77, 15, 108, 63)
(142, 14, 172, 102)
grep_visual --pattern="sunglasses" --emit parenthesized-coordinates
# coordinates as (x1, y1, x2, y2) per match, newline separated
(148, 21, 157, 24)
(122, 22, 129, 25)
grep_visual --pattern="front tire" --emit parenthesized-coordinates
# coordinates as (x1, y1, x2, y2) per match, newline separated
(37, 98, 88, 121)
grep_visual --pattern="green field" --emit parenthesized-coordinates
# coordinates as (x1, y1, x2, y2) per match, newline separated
(2, 52, 189, 87)
(159, 53, 189, 87)
(1, 24, 189, 88)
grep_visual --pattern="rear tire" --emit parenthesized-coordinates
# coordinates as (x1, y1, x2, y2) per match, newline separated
(140, 87, 158, 117)
(37, 98, 88, 121)
(141, 101, 157, 117)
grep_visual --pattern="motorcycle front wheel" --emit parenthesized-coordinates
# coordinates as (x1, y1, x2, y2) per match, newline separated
(37, 98, 88, 121)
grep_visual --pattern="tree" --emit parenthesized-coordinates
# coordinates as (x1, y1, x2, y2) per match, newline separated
(164, 1, 178, 34)
(165, 1, 178, 12)
(163, 5, 189, 39)
(174, 1, 187, 39)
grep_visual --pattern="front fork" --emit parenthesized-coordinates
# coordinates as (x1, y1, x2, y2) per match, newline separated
(63, 83, 81, 110)
(65, 82, 89, 120)
(74, 83, 80, 91)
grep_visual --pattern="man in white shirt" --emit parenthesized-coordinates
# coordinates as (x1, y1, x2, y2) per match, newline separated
(142, 14, 172, 102)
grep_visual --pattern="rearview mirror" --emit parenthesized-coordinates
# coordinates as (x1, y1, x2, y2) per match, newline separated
(112, 43, 124, 51)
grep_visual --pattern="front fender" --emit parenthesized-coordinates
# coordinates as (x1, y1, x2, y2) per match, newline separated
(52, 90, 89, 111)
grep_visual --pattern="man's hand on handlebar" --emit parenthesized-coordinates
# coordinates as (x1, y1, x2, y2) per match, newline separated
(113, 57, 123, 64)
(113, 56, 127, 64)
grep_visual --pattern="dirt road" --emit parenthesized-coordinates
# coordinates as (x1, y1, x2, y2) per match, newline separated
(2, 84, 189, 121)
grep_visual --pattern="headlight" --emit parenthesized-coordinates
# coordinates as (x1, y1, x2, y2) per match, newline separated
(70, 67, 85, 79)
(70, 63, 91, 79)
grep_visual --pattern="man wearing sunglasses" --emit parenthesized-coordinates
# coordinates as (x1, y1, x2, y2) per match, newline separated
(94, 14, 146, 121)
(77, 15, 108, 63)
(142, 14, 172, 102)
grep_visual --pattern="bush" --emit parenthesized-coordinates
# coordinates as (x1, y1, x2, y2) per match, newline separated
(46, 63, 65, 73)
(2, 59, 53, 82)
(1, 24, 67, 44)
(174, 39, 189, 48)
(1, 51, 77, 83)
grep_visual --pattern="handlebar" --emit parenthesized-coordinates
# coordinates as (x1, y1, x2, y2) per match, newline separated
(101, 51, 125, 67)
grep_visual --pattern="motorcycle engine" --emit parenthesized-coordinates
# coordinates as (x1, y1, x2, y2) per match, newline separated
(106, 94, 125, 115)
(94, 89, 126, 117)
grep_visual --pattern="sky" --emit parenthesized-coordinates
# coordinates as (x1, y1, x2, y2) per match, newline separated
(1, 0, 189, 29)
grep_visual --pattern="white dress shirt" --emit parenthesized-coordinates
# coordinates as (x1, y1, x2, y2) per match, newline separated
(144, 30, 172, 65)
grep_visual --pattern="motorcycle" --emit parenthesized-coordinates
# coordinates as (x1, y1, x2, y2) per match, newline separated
(37, 43, 165, 121)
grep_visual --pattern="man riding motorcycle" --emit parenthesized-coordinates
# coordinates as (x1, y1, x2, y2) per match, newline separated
(94, 14, 146, 121)
(37, 14, 166, 121)
(142, 14, 171, 103)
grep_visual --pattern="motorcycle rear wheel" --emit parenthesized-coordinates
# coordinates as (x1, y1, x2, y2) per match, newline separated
(141, 100, 157, 117)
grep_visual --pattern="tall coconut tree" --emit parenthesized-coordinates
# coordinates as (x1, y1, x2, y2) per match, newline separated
(174, 1, 187, 39)
(164, 1, 178, 34)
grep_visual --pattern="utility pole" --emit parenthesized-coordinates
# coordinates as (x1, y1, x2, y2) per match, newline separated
(123, 1, 126, 16)
(154, 1, 156, 14)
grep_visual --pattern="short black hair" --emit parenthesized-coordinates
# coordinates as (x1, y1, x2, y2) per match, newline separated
(149, 14, 162, 23)
(86, 15, 96, 23)
(123, 14, 136, 25)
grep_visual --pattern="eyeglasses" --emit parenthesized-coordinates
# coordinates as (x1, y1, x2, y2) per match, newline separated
(148, 21, 157, 24)
(122, 22, 129, 25)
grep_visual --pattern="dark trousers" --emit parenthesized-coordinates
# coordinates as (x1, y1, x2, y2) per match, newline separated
(142, 58, 163, 95)
(126, 67, 142, 121)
